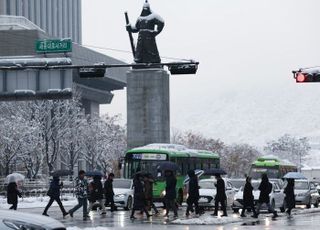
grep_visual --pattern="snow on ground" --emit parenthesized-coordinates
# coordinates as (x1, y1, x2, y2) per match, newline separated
(67, 228, 109, 230)
(171, 213, 242, 225)
(0, 195, 77, 209)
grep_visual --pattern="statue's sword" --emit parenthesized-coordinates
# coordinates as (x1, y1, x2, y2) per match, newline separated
(125, 12, 136, 58)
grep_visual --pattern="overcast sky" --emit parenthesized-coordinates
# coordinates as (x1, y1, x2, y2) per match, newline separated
(82, 0, 320, 144)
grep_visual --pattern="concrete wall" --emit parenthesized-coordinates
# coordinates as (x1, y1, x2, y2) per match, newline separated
(1, 0, 82, 44)
(127, 69, 170, 149)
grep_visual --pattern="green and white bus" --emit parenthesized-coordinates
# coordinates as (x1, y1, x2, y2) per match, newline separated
(249, 155, 297, 179)
(124, 143, 220, 201)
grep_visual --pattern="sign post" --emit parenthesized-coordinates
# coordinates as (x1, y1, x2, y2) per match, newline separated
(35, 39, 72, 53)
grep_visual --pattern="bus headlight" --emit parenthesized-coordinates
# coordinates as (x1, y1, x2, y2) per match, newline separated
(160, 190, 166, 198)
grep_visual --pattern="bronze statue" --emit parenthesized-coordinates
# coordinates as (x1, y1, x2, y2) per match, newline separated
(126, 1, 164, 64)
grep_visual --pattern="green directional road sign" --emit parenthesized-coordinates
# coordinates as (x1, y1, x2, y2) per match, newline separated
(36, 39, 72, 53)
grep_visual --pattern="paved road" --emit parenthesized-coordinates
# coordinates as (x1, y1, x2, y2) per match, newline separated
(18, 205, 320, 229)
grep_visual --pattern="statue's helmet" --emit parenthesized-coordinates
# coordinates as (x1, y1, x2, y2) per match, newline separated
(141, 0, 151, 16)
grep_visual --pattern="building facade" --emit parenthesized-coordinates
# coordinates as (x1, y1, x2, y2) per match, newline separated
(0, 0, 82, 44)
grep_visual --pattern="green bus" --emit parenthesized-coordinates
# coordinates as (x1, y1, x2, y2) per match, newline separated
(249, 155, 297, 179)
(124, 143, 220, 201)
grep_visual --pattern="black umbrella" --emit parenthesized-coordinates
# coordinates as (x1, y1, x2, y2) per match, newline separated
(156, 161, 179, 172)
(85, 171, 103, 177)
(51, 169, 73, 177)
(203, 168, 227, 176)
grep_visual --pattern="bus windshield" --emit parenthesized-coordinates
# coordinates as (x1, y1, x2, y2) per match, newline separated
(250, 167, 279, 179)
(125, 160, 165, 179)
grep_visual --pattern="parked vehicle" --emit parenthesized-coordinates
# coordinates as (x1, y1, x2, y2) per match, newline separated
(113, 178, 134, 210)
(198, 178, 236, 208)
(295, 180, 320, 208)
(0, 210, 66, 230)
(232, 180, 285, 213)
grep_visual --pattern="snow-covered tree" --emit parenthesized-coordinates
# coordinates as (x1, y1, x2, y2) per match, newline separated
(264, 134, 311, 170)
(220, 144, 260, 177)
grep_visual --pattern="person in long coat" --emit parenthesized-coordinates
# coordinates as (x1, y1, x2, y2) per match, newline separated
(186, 170, 200, 216)
(88, 175, 106, 214)
(104, 173, 116, 212)
(7, 179, 22, 210)
(144, 173, 159, 215)
(284, 179, 295, 217)
(253, 174, 278, 218)
(130, 173, 150, 219)
(240, 177, 257, 217)
(212, 174, 227, 217)
(43, 176, 68, 217)
(164, 170, 178, 218)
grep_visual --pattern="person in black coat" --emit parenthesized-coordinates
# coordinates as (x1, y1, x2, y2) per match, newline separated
(104, 173, 116, 212)
(7, 180, 22, 210)
(130, 173, 150, 219)
(240, 177, 257, 217)
(144, 173, 159, 215)
(212, 174, 227, 217)
(186, 170, 200, 216)
(88, 175, 106, 214)
(284, 179, 295, 217)
(164, 170, 178, 218)
(43, 176, 68, 217)
(253, 174, 278, 218)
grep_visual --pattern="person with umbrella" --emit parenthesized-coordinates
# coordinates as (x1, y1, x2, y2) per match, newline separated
(104, 173, 116, 212)
(284, 178, 295, 218)
(68, 170, 89, 220)
(130, 172, 151, 219)
(42, 176, 68, 217)
(88, 175, 106, 214)
(240, 176, 257, 217)
(186, 170, 200, 217)
(144, 173, 159, 215)
(253, 173, 278, 218)
(6, 175, 22, 210)
(212, 173, 228, 217)
(164, 170, 178, 218)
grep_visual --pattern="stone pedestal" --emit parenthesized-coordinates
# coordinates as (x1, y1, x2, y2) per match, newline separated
(127, 68, 170, 149)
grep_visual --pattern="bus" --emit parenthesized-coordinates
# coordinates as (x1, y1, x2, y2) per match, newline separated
(248, 155, 297, 179)
(124, 143, 220, 201)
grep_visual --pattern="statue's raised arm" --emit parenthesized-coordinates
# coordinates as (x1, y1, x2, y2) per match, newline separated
(126, 0, 164, 64)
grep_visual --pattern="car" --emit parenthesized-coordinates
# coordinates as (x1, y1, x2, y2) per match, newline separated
(198, 178, 236, 209)
(294, 179, 320, 208)
(113, 178, 134, 210)
(232, 180, 285, 213)
(0, 210, 66, 230)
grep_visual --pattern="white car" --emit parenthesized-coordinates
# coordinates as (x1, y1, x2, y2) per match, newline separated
(198, 178, 236, 208)
(0, 210, 66, 230)
(294, 180, 320, 208)
(232, 180, 285, 212)
(113, 178, 134, 210)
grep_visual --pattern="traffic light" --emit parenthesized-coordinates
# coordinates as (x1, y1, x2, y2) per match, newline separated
(294, 72, 320, 83)
(79, 67, 106, 78)
(168, 63, 198, 75)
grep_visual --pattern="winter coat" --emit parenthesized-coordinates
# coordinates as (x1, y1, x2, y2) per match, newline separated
(258, 180, 272, 203)
(7, 182, 22, 205)
(243, 182, 255, 206)
(90, 177, 104, 202)
(188, 175, 199, 201)
(104, 178, 115, 200)
(75, 177, 88, 199)
(215, 178, 226, 201)
(133, 177, 145, 209)
(284, 183, 295, 209)
(144, 178, 154, 201)
(165, 175, 177, 200)
(47, 178, 62, 199)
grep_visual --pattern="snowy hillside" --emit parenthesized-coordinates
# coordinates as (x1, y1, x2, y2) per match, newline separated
(171, 82, 320, 148)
